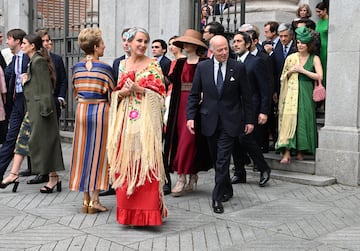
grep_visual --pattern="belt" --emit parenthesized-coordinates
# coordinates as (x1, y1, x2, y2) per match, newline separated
(77, 98, 107, 103)
(181, 82, 192, 91)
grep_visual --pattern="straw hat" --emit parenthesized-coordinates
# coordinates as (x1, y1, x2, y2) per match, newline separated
(173, 29, 208, 50)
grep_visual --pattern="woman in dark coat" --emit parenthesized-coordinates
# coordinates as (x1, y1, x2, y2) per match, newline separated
(163, 29, 211, 197)
(0, 34, 64, 193)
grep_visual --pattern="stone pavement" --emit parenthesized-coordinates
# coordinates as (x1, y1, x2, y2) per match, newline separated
(1, 143, 360, 250)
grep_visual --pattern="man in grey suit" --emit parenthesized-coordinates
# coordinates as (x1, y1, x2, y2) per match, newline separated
(186, 35, 254, 214)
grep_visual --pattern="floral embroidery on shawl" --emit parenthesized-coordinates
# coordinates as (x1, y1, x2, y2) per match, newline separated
(107, 61, 166, 198)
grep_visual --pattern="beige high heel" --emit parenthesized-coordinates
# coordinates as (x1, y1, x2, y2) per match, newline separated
(82, 200, 90, 214)
(88, 200, 109, 214)
(171, 178, 186, 197)
(185, 174, 198, 192)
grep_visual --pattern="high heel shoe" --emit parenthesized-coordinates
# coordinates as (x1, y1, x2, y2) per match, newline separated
(82, 199, 90, 214)
(40, 175, 62, 193)
(88, 200, 109, 214)
(185, 174, 198, 192)
(0, 172, 19, 192)
(171, 179, 186, 197)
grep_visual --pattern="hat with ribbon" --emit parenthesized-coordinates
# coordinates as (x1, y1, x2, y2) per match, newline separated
(173, 29, 208, 50)
(295, 26, 312, 44)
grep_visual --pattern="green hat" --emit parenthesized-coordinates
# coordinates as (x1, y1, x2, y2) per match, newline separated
(295, 26, 312, 44)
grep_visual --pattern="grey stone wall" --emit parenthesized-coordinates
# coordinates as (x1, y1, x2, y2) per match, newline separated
(316, 0, 360, 185)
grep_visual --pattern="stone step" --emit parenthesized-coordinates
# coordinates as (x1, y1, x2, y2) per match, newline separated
(264, 152, 316, 174)
(60, 131, 335, 186)
(245, 167, 336, 186)
(260, 152, 335, 186)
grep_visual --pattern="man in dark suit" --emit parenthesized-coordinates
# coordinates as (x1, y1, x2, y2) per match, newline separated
(214, 0, 230, 15)
(23, 29, 68, 184)
(151, 39, 171, 89)
(186, 35, 254, 214)
(231, 31, 271, 186)
(0, 29, 29, 182)
(112, 28, 131, 83)
(246, 29, 274, 153)
(99, 28, 131, 197)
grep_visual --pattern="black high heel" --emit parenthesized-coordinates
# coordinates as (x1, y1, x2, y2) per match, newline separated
(0, 172, 19, 192)
(40, 175, 62, 193)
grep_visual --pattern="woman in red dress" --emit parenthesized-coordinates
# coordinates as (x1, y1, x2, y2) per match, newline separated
(107, 27, 167, 226)
(164, 29, 211, 197)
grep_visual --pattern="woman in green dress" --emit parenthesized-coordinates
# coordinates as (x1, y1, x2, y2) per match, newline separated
(315, 2, 329, 87)
(276, 27, 323, 164)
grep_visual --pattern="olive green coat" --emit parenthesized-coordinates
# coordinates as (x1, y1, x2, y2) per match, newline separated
(23, 53, 64, 174)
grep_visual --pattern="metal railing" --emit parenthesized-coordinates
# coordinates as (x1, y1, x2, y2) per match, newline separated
(196, 0, 246, 35)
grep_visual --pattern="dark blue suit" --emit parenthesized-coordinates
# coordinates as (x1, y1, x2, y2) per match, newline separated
(159, 56, 171, 77)
(187, 58, 253, 202)
(214, 3, 230, 15)
(0, 54, 29, 180)
(50, 52, 67, 119)
(254, 49, 274, 151)
(232, 53, 271, 176)
(159, 56, 171, 90)
(112, 54, 126, 82)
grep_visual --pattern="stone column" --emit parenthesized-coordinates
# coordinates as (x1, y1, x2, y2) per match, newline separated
(315, 1, 360, 186)
(3, 0, 29, 32)
(100, 0, 193, 63)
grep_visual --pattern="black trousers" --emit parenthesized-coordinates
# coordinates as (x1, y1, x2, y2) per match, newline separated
(207, 121, 235, 201)
(232, 131, 270, 177)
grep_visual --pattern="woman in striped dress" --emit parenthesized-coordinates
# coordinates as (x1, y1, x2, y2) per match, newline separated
(69, 28, 115, 214)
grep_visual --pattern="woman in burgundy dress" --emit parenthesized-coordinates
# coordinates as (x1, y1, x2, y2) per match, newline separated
(164, 29, 211, 197)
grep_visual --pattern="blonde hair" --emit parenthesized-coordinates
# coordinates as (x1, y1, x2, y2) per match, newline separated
(78, 27, 102, 54)
(296, 4, 312, 18)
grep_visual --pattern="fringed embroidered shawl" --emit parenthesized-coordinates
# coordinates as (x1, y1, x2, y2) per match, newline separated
(276, 52, 299, 147)
(107, 61, 166, 196)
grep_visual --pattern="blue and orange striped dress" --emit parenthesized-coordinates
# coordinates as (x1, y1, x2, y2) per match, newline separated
(69, 59, 115, 192)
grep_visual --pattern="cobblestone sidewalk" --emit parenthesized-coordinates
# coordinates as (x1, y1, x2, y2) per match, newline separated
(0, 143, 360, 250)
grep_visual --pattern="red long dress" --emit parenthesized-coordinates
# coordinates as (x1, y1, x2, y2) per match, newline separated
(108, 61, 167, 226)
(172, 62, 197, 174)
